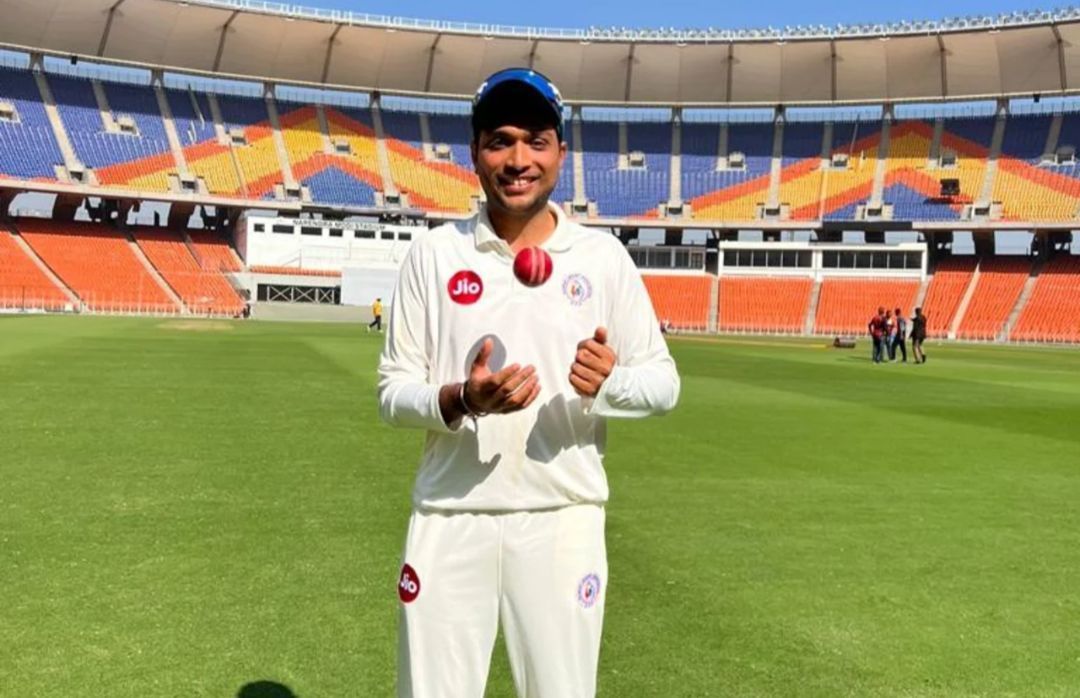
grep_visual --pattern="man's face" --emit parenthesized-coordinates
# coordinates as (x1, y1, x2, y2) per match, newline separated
(471, 124, 566, 219)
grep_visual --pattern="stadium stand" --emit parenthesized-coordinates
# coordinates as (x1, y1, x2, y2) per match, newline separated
(778, 122, 824, 221)
(814, 279, 920, 335)
(583, 121, 670, 217)
(2, 59, 1080, 342)
(276, 103, 381, 208)
(8, 62, 1080, 225)
(214, 94, 283, 198)
(48, 74, 173, 192)
(718, 277, 813, 334)
(187, 230, 244, 272)
(381, 108, 478, 213)
(166, 87, 244, 196)
(641, 275, 712, 330)
(0, 224, 71, 310)
(1010, 255, 1080, 343)
(0, 67, 65, 182)
(132, 228, 245, 316)
(921, 257, 978, 337)
(685, 122, 772, 221)
(955, 257, 1032, 340)
(14, 218, 178, 313)
(819, 121, 881, 221)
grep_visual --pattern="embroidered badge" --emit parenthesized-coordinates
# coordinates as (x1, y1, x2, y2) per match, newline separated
(562, 274, 593, 306)
(577, 573, 601, 608)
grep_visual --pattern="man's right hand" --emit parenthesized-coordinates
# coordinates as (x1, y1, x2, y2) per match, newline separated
(438, 339, 542, 425)
(464, 338, 541, 415)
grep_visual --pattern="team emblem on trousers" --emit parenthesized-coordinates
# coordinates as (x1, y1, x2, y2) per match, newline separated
(399, 563, 421, 603)
(577, 573, 601, 608)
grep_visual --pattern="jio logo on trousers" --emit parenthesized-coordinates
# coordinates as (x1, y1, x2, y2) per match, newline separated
(398, 564, 421, 603)
(448, 270, 483, 305)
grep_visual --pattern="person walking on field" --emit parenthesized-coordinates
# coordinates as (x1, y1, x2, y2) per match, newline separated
(368, 297, 383, 332)
(910, 307, 928, 363)
(884, 309, 897, 361)
(893, 307, 908, 363)
(377, 68, 680, 698)
(868, 307, 886, 363)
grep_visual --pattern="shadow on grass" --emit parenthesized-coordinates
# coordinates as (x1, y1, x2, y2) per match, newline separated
(237, 681, 297, 698)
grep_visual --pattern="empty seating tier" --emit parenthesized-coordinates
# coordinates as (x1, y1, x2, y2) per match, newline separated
(955, 258, 1031, 340)
(0, 226, 70, 310)
(7, 65, 1080, 222)
(814, 279, 920, 335)
(1010, 256, 1080, 343)
(133, 228, 245, 316)
(641, 275, 713, 331)
(718, 277, 813, 334)
(16, 219, 177, 313)
(921, 257, 978, 337)
(187, 231, 243, 272)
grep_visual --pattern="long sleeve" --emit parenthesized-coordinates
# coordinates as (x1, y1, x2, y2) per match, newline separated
(377, 242, 458, 433)
(588, 247, 680, 419)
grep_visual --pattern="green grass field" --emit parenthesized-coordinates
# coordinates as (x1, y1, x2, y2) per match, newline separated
(3, 315, 1080, 697)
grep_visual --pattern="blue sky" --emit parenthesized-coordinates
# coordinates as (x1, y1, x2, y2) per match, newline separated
(304, 0, 1053, 31)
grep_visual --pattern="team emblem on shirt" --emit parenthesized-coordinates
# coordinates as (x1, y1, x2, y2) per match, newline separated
(562, 274, 593, 306)
(398, 563, 421, 603)
(577, 573, 601, 608)
(448, 270, 484, 305)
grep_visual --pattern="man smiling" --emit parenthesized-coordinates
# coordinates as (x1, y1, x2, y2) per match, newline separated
(378, 68, 680, 698)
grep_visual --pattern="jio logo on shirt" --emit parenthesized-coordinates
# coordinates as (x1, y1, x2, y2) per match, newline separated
(448, 270, 483, 305)
(398, 564, 421, 603)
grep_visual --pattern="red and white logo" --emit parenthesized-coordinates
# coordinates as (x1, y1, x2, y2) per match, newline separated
(448, 270, 483, 305)
(398, 564, 421, 603)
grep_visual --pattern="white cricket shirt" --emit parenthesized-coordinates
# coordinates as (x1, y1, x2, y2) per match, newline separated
(377, 203, 680, 512)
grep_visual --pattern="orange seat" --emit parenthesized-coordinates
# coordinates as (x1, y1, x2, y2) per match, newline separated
(956, 258, 1031, 340)
(718, 277, 813, 333)
(1010, 256, 1080, 342)
(641, 275, 713, 331)
(133, 228, 246, 316)
(0, 226, 71, 311)
(187, 231, 244, 272)
(921, 257, 977, 337)
(16, 219, 177, 313)
(814, 278, 920, 335)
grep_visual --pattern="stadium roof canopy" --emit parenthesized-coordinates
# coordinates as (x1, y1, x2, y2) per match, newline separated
(4, 0, 1080, 106)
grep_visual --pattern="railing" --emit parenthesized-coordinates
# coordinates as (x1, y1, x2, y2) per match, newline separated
(0, 287, 247, 318)
(181, 0, 1080, 43)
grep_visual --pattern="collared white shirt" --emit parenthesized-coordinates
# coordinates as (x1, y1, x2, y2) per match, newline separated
(377, 203, 680, 512)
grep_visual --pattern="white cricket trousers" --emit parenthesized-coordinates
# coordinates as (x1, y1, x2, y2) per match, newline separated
(396, 504, 607, 698)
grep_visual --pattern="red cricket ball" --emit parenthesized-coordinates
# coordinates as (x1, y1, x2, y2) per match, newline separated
(513, 246, 553, 287)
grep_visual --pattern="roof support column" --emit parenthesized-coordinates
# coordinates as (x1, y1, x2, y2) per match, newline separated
(937, 35, 948, 98)
(213, 11, 240, 73)
(321, 24, 343, 84)
(98, 0, 127, 57)
(1052, 24, 1068, 92)
(424, 34, 442, 93)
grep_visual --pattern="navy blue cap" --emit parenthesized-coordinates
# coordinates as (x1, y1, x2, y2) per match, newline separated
(471, 68, 564, 139)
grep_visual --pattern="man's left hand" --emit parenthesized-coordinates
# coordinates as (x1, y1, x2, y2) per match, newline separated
(570, 327, 616, 398)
